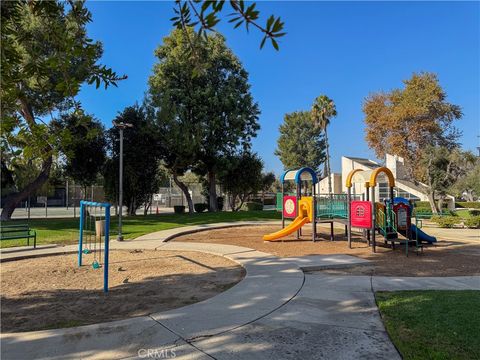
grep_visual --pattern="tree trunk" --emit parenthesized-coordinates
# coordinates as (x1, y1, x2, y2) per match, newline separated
(172, 173, 194, 214)
(466, 190, 474, 202)
(438, 195, 446, 213)
(427, 191, 439, 214)
(324, 128, 332, 195)
(207, 170, 218, 212)
(0, 156, 53, 220)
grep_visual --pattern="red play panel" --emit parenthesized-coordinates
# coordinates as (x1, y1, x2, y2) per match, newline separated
(394, 203, 411, 230)
(350, 201, 372, 228)
(283, 196, 297, 218)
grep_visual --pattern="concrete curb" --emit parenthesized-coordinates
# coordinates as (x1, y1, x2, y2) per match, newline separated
(1, 240, 304, 359)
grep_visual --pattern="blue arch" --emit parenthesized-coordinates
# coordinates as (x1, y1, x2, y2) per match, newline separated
(295, 167, 318, 185)
(280, 167, 318, 185)
(280, 169, 294, 184)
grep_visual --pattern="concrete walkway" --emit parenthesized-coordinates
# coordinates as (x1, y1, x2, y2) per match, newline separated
(1, 223, 479, 359)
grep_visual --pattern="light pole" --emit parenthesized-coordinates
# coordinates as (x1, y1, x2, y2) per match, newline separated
(112, 120, 133, 241)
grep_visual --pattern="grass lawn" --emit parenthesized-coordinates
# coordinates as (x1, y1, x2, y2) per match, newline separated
(376, 290, 480, 360)
(1, 210, 280, 248)
(455, 209, 472, 219)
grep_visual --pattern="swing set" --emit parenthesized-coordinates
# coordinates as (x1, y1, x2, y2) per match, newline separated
(78, 200, 111, 293)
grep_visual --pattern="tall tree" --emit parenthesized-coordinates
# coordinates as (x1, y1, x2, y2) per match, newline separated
(51, 112, 106, 194)
(449, 152, 480, 201)
(275, 111, 326, 171)
(0, 1, 125, 219)
(149, 95, 198, 214)
(363, 72, 462, 179)
(149, 28, 260, 212)
(104, 105, 159, 216)
(219, 152, 266, 211)
(311, 95, 337, 194)
(419, 146, 473, 213)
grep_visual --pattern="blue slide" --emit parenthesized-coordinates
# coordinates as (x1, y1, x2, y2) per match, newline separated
(409, 224, 437, 243)
(393, 197, 437, 244)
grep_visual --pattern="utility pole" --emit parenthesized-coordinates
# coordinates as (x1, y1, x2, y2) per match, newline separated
(112, 120, 133, 241)
(477, 135, 480, 157)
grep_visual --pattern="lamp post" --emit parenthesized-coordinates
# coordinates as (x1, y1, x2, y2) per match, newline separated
(112, 120, 133, 241)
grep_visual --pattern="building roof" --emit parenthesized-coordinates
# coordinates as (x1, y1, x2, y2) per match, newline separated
(343, 156, 380, 169)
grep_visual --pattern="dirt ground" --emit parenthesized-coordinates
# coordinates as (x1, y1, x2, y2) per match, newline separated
(1, 250, 244, 333)
(173, 224, 480, 277)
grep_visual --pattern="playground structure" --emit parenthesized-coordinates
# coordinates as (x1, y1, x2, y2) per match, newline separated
(346, 167, 436, 254)
(78, 200, 111, 292)
(264, 167, 351, 242)
(265, 166, 437, 255)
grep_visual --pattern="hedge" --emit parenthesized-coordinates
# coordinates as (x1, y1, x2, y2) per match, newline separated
(469, 209, 480, 217)
(414, 201, 448, 209)
(456, 202, 480, 209)
(432, 216, 460, 228)
(194, 203, 208, 213)
(242, 202, 263, 211)
(173, 205, 185, 214)
(465, 216, 480, 229)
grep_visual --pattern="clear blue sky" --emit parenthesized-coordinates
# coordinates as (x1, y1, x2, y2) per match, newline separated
(78, 1, 480, 175)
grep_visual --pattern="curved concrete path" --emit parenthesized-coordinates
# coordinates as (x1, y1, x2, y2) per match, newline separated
(1, 222, 479, 359)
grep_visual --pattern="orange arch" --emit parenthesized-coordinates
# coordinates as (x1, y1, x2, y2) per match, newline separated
(369, 167, 395, 187)
(345, 169, 363, 188)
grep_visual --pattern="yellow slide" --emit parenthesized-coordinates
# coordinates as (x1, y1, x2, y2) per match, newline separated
(263, 215, 310, 241)
(263, 196, 313, 241)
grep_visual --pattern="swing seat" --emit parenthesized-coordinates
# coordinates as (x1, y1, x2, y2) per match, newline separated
(83, 249, 91, 254)
(92, 261, 100, 269)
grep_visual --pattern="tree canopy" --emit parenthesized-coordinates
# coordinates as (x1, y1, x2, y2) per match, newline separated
(0, 0, 125, 219)
(419, 146, 475, 213)
(275, 111, 326, 172)
(149, 28, 260, 211)
(219, 152, 269, 211)
(104, 105, 159, 215)
(51, 112, 106, 190)
(170, 0, 285, 50)
(363, 72, 462, 178)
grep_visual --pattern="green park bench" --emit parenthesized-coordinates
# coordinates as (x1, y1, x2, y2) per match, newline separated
(0, 224, 37, 248)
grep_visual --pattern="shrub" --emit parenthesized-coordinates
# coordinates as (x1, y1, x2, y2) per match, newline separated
(243, 202, 263, 211)
(263, 197, 276, 206)
(414, 209, 433, 218)
(465, 216, 480, 229)
(434, 216, 460, 228)
(469, 209, 480, 217)
(414, 201, 448, 209)
(456, 202, 480, 209)
(217, 196, 224, 211)
(173, 205, 185, 214)
(194, 203, 208, 213)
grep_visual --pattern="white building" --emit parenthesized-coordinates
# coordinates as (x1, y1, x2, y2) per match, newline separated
(316, 154, 455, 209)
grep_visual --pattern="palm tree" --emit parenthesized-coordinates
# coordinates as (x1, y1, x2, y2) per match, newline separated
(311, 95, 337, 194)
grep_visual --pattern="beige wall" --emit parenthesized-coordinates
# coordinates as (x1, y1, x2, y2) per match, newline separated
(316, 173, 342, 194)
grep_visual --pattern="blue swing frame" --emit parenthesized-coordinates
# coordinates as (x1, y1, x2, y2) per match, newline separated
(78, 200, 111, 293)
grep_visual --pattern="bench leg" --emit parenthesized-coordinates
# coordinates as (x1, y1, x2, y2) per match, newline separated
(34, 235, 36, 249)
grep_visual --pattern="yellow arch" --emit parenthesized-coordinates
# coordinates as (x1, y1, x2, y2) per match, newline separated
(345, 169, 363, 188)
(369, 167, 395, 187)
(345, 167, 395, 188)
